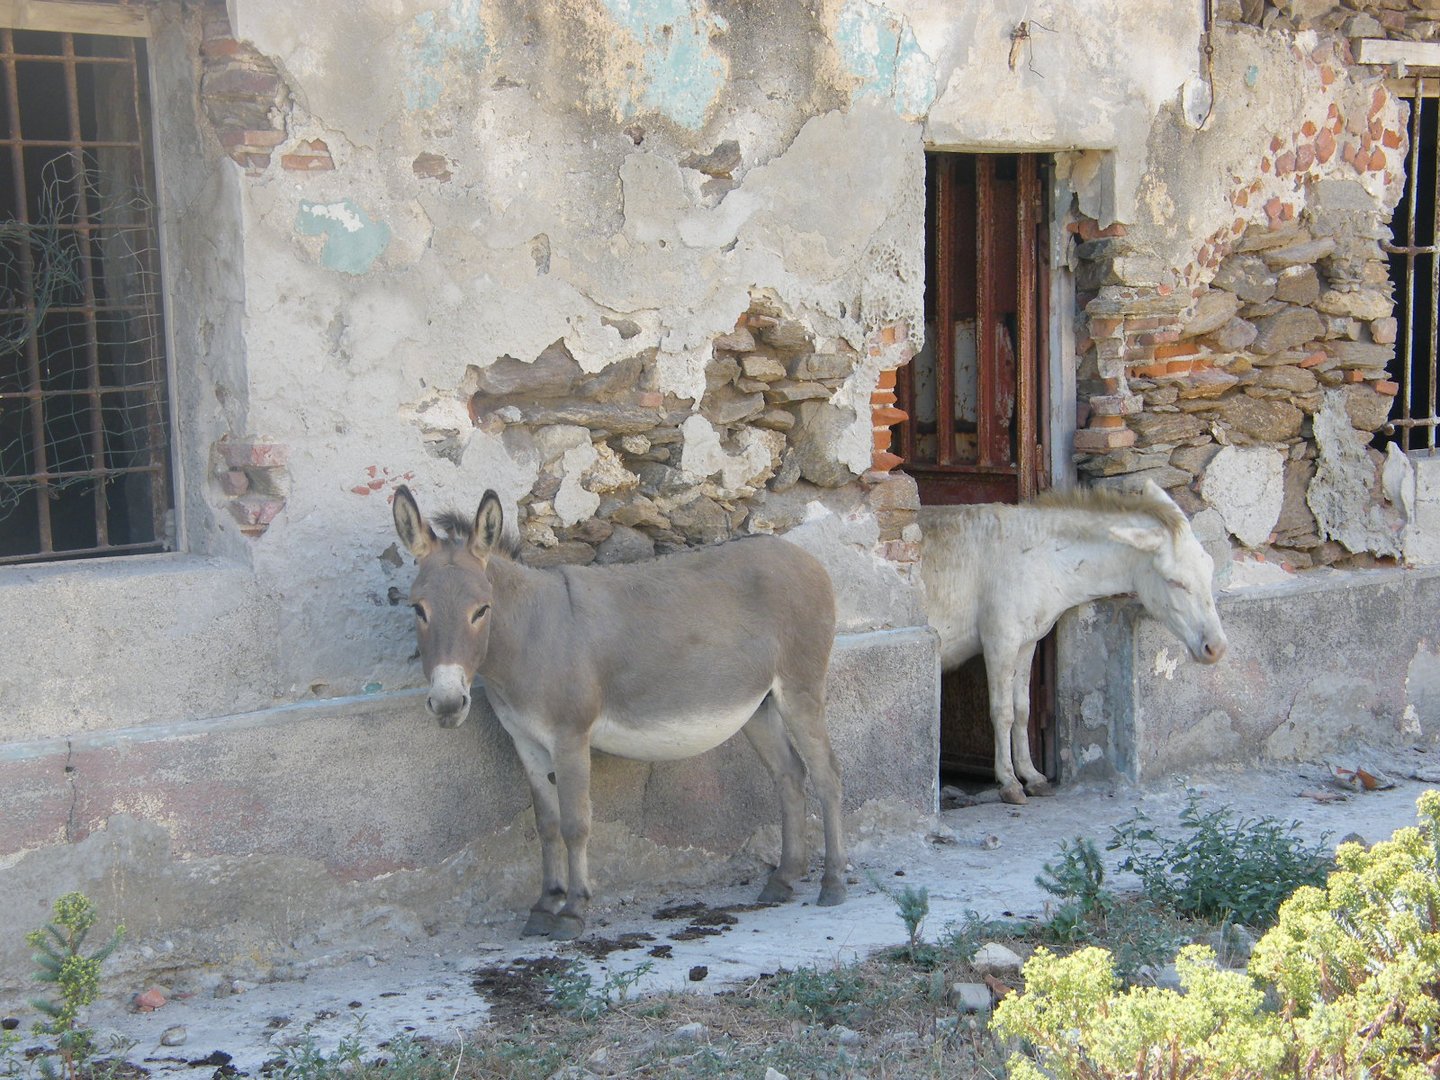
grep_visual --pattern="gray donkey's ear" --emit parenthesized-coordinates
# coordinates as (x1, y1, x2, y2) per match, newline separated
(393, 485, 437, 558)
(471, 489, 504, 562)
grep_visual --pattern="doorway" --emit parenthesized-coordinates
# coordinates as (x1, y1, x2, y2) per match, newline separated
(896, 151, 1056, 782)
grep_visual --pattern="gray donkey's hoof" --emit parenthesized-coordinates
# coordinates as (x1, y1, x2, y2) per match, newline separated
(522, 910, 558, 937)
(817, 881, 847, 907)
(550, 913, 586, 941)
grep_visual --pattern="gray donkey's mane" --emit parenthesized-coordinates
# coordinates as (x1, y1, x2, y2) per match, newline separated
(432, 509, 523, 559)
(1028, 485, 1189, 540)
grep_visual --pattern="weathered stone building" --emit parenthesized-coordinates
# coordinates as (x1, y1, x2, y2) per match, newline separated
(0, 0, 1436, 988)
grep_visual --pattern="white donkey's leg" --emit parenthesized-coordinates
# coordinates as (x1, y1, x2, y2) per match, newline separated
(1009, 639, 1052, 797)
(550, 729, 594, 940)
(743, 697, 808, 904)
(983, 641, 1026, 804)
(773, 682, 847, 907)
(506, 727, 567, 937)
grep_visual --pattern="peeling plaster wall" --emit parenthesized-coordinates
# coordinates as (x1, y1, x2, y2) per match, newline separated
(7, 0, 1440, 989)
(0, 0, 946, 989)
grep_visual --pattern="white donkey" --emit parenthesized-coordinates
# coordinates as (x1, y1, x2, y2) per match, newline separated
(920, 480, 1227, 804)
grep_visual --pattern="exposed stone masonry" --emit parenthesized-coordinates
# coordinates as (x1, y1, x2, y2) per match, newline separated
(466, 299, 918, 569)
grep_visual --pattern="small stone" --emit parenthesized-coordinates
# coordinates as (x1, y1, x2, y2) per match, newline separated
(713, 325, 756, 352)
(972, 943, 1024, 977)
(688, 965, 708, 982)
(741, 354, 787, 381)
(979, 834, 1002, 850)
(674, 1021, 708, 1042)
(764, 1069, 789, 1080)
(1370, 316, 1398, 345)
(134, 988, 167, 1012)
(789, 352, 853, 381)
(1273, 265, 1320, 305)
(1181, 290, 1242, 338)
(763, 380, 831, 403)
(1206, 316, 1258, 352)
(951, 982, 993, 1014)
(594, 523, 656, 564)
(1212, 254, 1277, 303)
(160, 1026, 187, 1047)
(828, 1025, 863, 1046)
(1250, 306, 1326, 355)
(752, 409, 796, 432)
(1154, 964, 1183, 991)
(1260, 237, 1336, 268)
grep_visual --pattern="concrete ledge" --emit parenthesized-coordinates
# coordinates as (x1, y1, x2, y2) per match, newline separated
(1057, 566, 1440, 782)
(0, 626, 938, 988)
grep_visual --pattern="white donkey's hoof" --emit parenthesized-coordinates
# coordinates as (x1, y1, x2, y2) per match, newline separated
(999, 782, 1028, 805)
(1025, 778, 1055, 797)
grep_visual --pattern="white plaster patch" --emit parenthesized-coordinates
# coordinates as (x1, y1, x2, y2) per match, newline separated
(554, 441, 602, 525)
(1309, 391, 1403, 558)
(678, 418, 782, 497)
(1151, 646, 1180, 681)
(302, 201, 365, 233)
(1199, 445, 1284, 549)
(1224, 557, 1296, 590)
(1078, 743, 1105, 766)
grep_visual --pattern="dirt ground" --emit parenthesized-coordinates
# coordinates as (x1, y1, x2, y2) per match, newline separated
(7, 746, 1438, 1078)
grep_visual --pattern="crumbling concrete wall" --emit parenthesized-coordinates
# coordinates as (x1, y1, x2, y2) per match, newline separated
(1, 0, 944, 992)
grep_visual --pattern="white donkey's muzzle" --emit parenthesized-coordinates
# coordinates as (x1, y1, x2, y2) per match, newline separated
(426, 663, 472, 727)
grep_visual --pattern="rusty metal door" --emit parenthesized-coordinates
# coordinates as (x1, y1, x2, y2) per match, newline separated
(897, 152, 1055, 780)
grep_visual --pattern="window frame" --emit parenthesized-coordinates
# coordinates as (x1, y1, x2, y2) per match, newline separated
(0, 0, 179, 565)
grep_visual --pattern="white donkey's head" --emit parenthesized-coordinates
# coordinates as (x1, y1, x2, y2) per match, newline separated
(1110, 480, 1228, 665)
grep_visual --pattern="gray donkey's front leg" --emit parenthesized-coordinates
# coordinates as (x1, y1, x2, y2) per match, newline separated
(505, 727, 567, 936)
(549, 729, 594, 940)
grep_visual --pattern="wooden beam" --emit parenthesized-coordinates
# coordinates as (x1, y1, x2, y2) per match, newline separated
(0, 1, 149, 38)
(1356, 38, 1440, 69)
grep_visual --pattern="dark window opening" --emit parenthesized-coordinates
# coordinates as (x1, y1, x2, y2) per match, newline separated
(1383, 89, 1440, 456)
(1, 26, 172, 565)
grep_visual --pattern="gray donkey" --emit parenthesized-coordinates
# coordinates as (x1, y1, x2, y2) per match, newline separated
(392, 485, 847, 939)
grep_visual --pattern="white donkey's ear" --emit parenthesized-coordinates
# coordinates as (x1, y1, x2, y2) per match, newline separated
(1143, 478, 1179, 508)
(470, 489, 504, 562)
(393, 485, 437, 558)
(1110, 525, 1166, 553)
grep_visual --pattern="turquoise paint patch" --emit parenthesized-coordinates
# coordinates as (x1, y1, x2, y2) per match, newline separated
(1245, 64, 1260, 88)
(836, 0, 935, 117)
(404, 0, 491, 111)
(600, 0, 726, 130)
(296, 200, 391, 275)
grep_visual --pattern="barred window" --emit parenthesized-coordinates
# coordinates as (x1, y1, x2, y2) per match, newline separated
(1, 20, 172, 564)
(1385, 85, 1440, 456)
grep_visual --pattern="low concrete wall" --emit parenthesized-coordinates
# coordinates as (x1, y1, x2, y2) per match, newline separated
(0, 626, 937, 992)
(1058, 565, 1440, 782)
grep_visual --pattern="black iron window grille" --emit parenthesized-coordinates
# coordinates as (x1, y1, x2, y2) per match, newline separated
(0, 24, 172, 564)
(1386, 82, 1440, 456)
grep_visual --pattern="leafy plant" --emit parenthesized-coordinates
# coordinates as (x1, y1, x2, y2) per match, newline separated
(992, 792, 1440, 1080)
(1248, 788, 1440, 1078)
(993, 944, 1285, 1080)
(1108, 793, 1331, 927)
(25, 892, 124, 1080)
(1034, 836, 1185, 982)
(544, 958, 655, 1020)
(867, 873, 930, 961)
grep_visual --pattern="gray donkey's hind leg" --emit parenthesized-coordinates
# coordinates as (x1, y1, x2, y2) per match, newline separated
(743, 698, 809, 903)
(773, 681, 847, 907)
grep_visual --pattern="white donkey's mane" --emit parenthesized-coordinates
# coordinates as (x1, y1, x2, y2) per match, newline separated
(1028, 485, 1189, 540)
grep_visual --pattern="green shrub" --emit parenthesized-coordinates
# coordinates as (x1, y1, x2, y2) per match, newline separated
(1108, 793, 1331, 927)
(992, 792, 1440, 1080)
(1034, 837, 1186, 982)
(1248, 788, 1440, 1078)
(26, 892, 124, 1080)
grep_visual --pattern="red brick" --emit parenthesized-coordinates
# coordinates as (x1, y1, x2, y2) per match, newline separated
(1344, 369, 1365, 383)
(875, 367, 898, 390)
(1298, 350, 1327, 369)
(1295, 143, 1315, 172)
(1320, 65, 1335, 87)
(1155, 342, 1201, 361)
(281, 138, 334, 172)
(1368, 147, 1387, 172)
(220, 128, 286, 149)
(1375, 380, 1399, 396)
(1270, 135, 1284, 153)
(220, 469, 249, 496)
(1370, 86, 1387, 118)
(1301, 120, 1318, 138)
(1317, 128, 1336, 163)
(1275, 150, 1296, 175)
(871, 450, 904, 474)
(1234, 188, 1249, 208)
(872, 406, 907, 427)
(1383, 128, 1402, 150)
